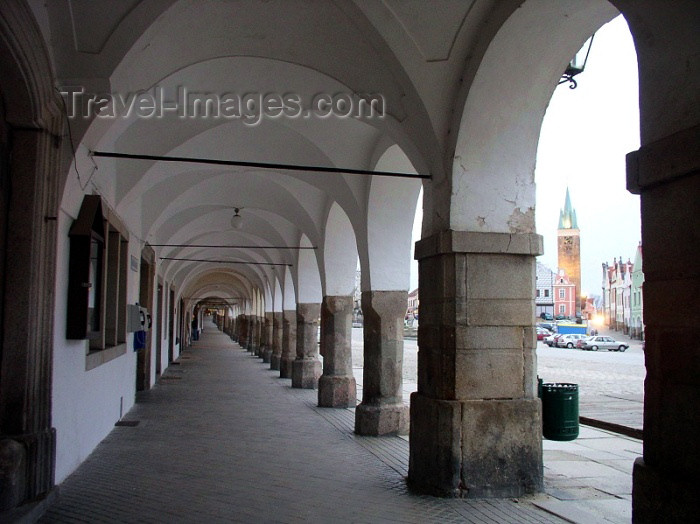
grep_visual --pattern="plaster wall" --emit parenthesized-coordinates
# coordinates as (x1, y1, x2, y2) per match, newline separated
(52, 208, 137, 484)
(366, 145, 421, 291)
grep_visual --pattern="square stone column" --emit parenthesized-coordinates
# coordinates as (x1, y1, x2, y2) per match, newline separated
(279, 310, 297, 378)
(248, 317, 258, 353)
(318, 295, 356, 408)
(408, 230, 543, 498)
(252, 316, 261, 357)
(627, 128, 700, 522)
(263, 313, 274, 360)
(355, 291, 409, 436)
(269, 312, 283, 366)
(238, 315, 249, 349)
(292, 303, 322, 389)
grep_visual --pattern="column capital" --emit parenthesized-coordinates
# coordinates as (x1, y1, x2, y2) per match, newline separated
(415, 230, 543, 260)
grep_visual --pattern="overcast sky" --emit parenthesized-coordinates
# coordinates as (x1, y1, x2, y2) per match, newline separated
(409, 15, 640, 296)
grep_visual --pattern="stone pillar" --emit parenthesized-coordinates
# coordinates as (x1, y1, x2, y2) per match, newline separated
(355, 291, 408, 436)
(0, 117, 62, 514)
(279, 310, 297, 378)
(292, 303, 322, 389)
(252, 317, 260, 356)
(239, 315, 249, 350)
(255, 316, 267, 358)
(318, 295, 356, 408)
(263, 312, 273, 360)
(627, 127, 700, 522)
(407, 231, 543, 498)
(249, 317, 258, 353)
(268, 312, 283, 366)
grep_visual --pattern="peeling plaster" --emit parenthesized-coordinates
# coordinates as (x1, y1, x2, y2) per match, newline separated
(507, 207, 535, 234)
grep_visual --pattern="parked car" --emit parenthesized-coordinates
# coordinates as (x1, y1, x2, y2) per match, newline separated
(539, 312, 553, 321)
(537, 322, 556, 332)
(536, 327, 551, 340)
(544, 333, 563, 347)
(556, 333, 588, 348)
(580, 336, 629, 352)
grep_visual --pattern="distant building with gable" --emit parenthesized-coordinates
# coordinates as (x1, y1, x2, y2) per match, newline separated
(535, 262, 555, 317)
(553, 269, 577, 318)
(630, 243, 645, 339)
(602, 257, 634, 333)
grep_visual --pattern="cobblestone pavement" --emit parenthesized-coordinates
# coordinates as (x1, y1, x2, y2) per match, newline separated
(351, 327, 645, 431)
(42, 322, 567, 524)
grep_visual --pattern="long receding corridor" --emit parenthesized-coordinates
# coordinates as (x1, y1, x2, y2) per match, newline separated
(1, 1, 697, 521)
(41, 320, 561, 524)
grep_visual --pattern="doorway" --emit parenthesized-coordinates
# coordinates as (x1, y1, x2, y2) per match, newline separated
(155, 281, 163, 376)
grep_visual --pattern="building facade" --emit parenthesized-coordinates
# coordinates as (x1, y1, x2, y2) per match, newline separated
(406, 288, 419, 323)
(630, 244, 645, 339)
(603, 257, 634, 333)
(553, 270, 577, 318)
(536, 262, 556, 317)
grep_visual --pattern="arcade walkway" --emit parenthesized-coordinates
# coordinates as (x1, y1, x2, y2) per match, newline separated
(41, 322, 637, 523)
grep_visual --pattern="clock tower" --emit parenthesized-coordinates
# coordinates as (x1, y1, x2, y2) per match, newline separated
(557, 188, 581, 315)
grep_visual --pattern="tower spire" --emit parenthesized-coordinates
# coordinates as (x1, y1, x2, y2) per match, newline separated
(558, 187, 579, 230)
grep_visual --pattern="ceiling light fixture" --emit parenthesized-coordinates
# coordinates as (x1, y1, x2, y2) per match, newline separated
(231, 208, 243, 229)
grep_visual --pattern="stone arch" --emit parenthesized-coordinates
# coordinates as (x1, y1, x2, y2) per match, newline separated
(363, 144, 421, 292)
(446, 0, 618, 234)
(0, 2, 64, 515)
(322, 202, 358, 297)
(296, 235, 322, 304)
(410, 0, 621, 499)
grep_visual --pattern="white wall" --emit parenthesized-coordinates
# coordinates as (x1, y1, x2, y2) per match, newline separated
(52, 209, 137, 483)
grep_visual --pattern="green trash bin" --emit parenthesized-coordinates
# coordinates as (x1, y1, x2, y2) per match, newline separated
(541, 383, 579, 441)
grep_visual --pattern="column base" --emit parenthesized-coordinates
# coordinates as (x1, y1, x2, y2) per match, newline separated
(318, 375, 356, 408)
(355, 402, 408, 436)
(633, 458, 699, 522)
(280, 357, 294, 379)
(291, 359, 321, 389)
(262, 349, 272, 364)
(269, 353, 280, 369)
(408, 393, 542, 498)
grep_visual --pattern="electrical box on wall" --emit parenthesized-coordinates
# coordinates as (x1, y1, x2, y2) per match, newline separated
(126, 304, 141, 332)
(127, 304, 151, 332)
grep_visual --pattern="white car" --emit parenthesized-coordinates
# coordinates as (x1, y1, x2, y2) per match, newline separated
(556, 334, 588, 348)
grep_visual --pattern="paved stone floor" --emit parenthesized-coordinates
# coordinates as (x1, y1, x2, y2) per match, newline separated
(353, 327, 645, 432)
(41, 322, 640, 523)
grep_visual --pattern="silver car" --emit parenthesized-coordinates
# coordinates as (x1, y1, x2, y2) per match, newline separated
(556, 334, 587, 348)
(580, 336, 629, 352)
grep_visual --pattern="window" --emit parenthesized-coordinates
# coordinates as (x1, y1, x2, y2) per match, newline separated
(67, 195, 130, 369)
(559, 305, 565, 313)
(559, 289, 565, 299)
(536, 290, 540, 297)
(544, 289, 550, 298)
(67, 195, 105, 340)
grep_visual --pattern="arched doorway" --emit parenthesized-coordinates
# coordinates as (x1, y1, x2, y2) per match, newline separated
(0, 2, 64, 517)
